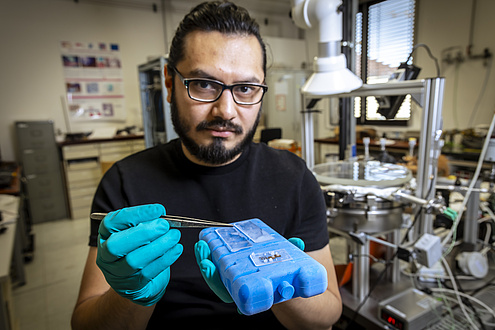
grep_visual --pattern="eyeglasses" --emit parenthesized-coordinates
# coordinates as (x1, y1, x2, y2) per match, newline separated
(172, 67, 268, 105)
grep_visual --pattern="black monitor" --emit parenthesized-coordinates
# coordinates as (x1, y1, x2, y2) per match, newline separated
(376, 62, 421, 120)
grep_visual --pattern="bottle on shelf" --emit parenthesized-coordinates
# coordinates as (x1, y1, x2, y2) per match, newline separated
(378, 137, 396, 163)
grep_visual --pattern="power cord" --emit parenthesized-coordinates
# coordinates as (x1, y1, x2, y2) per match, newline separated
(405, 43, 441, 77)
(454, 275, 487, 330)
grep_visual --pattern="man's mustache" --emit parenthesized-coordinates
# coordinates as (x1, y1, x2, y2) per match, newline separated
(196, 119, 243, 134)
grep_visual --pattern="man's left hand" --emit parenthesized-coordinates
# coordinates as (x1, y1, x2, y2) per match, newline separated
(194, 237, 305, 303)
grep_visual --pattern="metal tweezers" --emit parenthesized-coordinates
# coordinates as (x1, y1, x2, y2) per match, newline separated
(90, 212, 233, 228)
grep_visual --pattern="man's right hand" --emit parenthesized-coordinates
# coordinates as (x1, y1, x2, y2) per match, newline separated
(96, 204, 183, 306)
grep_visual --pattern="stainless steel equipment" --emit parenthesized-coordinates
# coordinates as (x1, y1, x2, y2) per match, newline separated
(315, 161, 412, 233)
(304, 78, 446, 238)
(315, 161, 412, 300)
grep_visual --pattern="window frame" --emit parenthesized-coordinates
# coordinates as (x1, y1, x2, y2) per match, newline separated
(354, 0, 417, 127)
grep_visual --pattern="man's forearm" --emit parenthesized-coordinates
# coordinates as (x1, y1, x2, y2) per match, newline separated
(71, 288, 154, 330)
(271, 245, 343, 329)
(271, 289, 342, 330)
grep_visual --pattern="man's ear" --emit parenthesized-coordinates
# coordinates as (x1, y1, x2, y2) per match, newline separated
(164, 65, 172, 103)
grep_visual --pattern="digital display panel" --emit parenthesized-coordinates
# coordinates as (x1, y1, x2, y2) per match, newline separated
(380, 310, 405, 330)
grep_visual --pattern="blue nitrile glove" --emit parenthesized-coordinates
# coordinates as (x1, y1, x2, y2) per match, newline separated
(96, 204, 183, 306)
(288, 237, 305, 251)
(194, 236, 305, 303)
(194, 240, 233, 303)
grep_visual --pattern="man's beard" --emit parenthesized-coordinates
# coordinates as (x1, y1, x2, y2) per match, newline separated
(170, 85, 261, 165)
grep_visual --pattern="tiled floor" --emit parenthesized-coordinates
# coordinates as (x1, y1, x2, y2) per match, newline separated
(12, 217, 90, 330)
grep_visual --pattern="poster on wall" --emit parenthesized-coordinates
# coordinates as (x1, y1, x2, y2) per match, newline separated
(60, 41, 125, 122)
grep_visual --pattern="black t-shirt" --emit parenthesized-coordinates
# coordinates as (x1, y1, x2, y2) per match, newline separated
(90, 139, 328, 329)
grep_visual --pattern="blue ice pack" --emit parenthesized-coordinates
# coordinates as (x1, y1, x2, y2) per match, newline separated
(198, 218, 328, 315)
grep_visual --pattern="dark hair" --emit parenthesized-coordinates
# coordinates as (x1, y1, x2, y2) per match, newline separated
(167, 1, 266, 76)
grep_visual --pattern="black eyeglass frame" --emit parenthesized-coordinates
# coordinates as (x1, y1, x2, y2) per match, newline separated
(172, 67, 268, 105)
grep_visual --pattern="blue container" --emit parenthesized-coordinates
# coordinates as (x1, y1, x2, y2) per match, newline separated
(199, 218, 328, 315)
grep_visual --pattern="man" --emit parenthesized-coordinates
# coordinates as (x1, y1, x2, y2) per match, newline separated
(71, 1, 342, 329)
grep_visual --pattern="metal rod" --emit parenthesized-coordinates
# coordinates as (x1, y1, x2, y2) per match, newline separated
(464, 179, 481, 248)
(415, 78, 445, 237)
(353, 240, 369, 301)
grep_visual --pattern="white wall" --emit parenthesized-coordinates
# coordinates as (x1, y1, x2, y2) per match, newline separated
(312, 0, 495, 140)
(414, 0, 495, 132)
(161, 0, 301, 51)
(3, 0, 492, 161)
(0, 0, 301, 162)
(0, 0, 167, 161)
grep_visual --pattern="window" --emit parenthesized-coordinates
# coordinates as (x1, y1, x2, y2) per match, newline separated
(354, 0, 416, 125)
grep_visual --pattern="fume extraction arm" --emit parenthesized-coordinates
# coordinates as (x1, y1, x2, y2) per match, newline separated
(291, 0, 362, 95)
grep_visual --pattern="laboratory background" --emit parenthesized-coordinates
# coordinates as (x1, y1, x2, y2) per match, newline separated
(0, 0, 495, 329)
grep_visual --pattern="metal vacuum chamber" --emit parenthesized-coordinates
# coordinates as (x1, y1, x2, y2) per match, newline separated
(313, 160, 412, 233)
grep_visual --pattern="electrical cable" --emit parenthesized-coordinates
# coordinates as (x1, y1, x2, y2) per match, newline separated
(467, 251, 495, 297)
(483, 222, 492, 246)
(480, 202, 495, 222)
(477, 204, 494, 246)
(430, 287, 495, 322)
(405, 43, 441, 78)
(443, 113, 495, 256)
(401, 268, 477, 281)
(454, 270, 487, 330)
(440, 264, 495, 297)
(467, 56, 493, 128)
(480, 202, 495, 245)
(440, 257, 480, 329)
(434, 279, 457, 326)
(434, 295, 495, 328)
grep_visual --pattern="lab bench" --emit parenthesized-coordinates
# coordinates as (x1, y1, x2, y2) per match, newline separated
(58, 135, 145, 219)
(442, 146, 491, 179)
(315, 137, 491, 178)
(314, 137, 416, 163)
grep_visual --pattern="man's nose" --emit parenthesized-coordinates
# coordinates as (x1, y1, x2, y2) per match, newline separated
(211, 88, 236, 120)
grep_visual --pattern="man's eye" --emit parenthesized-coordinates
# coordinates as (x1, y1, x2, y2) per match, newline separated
(191, 80, 216, 90)
(236, 85, 255, 94)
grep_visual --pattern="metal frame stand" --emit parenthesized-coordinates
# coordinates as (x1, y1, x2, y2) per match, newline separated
(415, 78, 445, 237)
(302, 78, 445, 238)
(309, 79, 445, 301)
(464, 179, 481, 250)
(386, 229, 401, 283)
(352, 239, 369, 301)
(331, 227, 401, 301)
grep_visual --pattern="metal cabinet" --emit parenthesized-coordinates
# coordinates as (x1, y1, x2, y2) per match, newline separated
(15, 121, 68, 223)
(138, 56, 177, 148)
